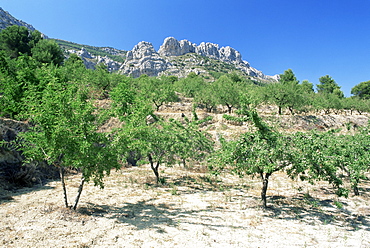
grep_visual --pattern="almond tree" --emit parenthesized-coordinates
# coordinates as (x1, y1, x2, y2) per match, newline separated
(215, 109, 296, 208)
(212, 95, 297, 207)
(18, 65, 120, 210)
(111, 79, 213, 184)
(314, 127, 370, 196)
(211, 96, 349, 208)
(135, 75, 179, 111)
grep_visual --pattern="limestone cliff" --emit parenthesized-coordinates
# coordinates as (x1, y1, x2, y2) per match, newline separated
(121, 37, 279, 81)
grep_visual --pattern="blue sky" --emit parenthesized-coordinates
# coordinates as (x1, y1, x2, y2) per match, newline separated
(2, 0, 370, 96)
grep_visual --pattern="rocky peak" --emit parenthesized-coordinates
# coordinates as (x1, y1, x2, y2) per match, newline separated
(120, 41, 168, 77)
(196, 42, 220, 59)
(219, 46, 243, 64)
(121, 37, 278, 81)
(158, 37, 196, 57)
(126, 41, 157, 60)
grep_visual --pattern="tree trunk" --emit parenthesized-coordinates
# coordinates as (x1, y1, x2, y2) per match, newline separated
(72, 175, 85, 210)
(353, 185, 359, 196)
(353, 178, 360, 196)
(148, 154, 160, 184)
(288, 106, 294, 115)
(226, 103, 232, 114)
(59, 167, 69, 208)
(260, 172, 271, 208)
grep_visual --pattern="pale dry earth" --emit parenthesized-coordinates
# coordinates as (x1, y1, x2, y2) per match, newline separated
(1, 165, 369, 248)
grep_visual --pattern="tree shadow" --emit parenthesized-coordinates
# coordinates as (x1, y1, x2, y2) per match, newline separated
(0, 183, 56, 205)
(263, 194, 370, 232)
(78, 199, 231, 233)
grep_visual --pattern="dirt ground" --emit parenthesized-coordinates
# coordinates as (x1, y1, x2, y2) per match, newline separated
(1, 165, 369, 248)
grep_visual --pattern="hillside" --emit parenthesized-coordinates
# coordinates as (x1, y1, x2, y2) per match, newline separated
(1, 97, 370, 247)
(1, 95, 369, 191)
(1, 98, 370, 247)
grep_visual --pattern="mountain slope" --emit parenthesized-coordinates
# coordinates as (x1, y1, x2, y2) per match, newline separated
(0, 7, 46, 37)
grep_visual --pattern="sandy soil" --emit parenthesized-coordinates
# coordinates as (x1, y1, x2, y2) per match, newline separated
(1, 165, 369, 248)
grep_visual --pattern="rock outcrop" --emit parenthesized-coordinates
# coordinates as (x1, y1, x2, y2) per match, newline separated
(120, 41, 168, 77)
(69, 47, 123, 72)
(0, 118, 59, 188)
(122, 37, 278, 81)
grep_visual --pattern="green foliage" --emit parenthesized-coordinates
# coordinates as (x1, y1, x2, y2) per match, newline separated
(31, 39, 64, 65)
(301, 80, 314, 93)
(111, 83, 214, 184)
(18, 77, 120, 209)
(317, 75, 343, 97)
(279, 69, 299, 85)
(0, 25, 42, 58)
(174, 73, 205, 97)
(351, 80, 370, 99)
(325, 127, 370, 195)
(262, 69, 313, 115)
(290, 132, 345, 193)
(212, 75, 243, 113)
(213, 106, 296, 207)
(291, 128, 370, 196)
(135, 75, 179, 111)
(312, 92, 343, 114)
(0, 55, 39, 117)
(194, 82, 218, 112)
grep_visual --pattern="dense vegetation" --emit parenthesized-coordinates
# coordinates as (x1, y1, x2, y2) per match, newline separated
(1, 25, 369, 209)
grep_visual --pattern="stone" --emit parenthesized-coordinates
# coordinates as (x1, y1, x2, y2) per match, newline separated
(196, 42, 220, 59)
(120, 41, 168, 77)
(179, 39, 196, 54)
(120, 37, 279, 80)
(219, 46, 242, 63)
(158, 37, 182, 56)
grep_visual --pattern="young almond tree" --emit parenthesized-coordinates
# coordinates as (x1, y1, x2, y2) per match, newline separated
(215, 109, 296, 208)
(317, 127, 370, 196)
(111, 79, 213, 184)
(289, 131, 347, 197)
(211, 96, 349, 208)
(211, 94, 297, 208)
(18, 66, 120, 210)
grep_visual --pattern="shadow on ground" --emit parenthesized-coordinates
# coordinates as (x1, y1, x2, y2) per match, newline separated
(78, 199, 232, 233)
(0, 183, 56, 205)
(263, 193, 370, 232)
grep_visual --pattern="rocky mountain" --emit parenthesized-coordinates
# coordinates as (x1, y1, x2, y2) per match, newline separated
(0, 7, 278, 82)
(120, 37, 279, 82)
